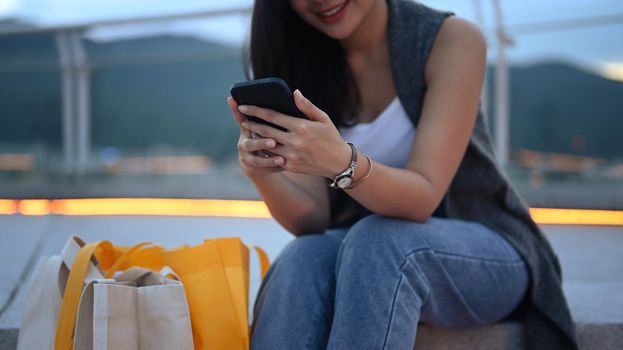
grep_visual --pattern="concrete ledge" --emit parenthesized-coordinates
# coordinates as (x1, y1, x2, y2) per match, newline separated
(414, 322, 525, 350)
(0, 217, 621, 349)
(2, 323, 621, 349)
(413, 322, 623, 350)
(2, 325, 525, 350)
(576, 323, 623, 350)
(0, 329, 17, 350)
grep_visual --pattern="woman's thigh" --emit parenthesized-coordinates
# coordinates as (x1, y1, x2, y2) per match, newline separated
(255, 228, 348, 303)
(337, 215, 529, 327)
(251, 229, 348, 349)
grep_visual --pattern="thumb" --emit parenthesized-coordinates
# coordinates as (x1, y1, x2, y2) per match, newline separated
(294, 89, 330, 123)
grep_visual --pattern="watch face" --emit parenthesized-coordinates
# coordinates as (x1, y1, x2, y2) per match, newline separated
(337, 177, 353, 189)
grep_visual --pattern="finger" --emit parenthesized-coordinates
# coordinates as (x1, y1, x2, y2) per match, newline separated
(241, 119, 290, 144)
(228, 97, 251, 135)
(237, 105, 301, 131)
(260, 143, 288, 158)
(241, 152, 285, 167)
(293, 89, 331, 123)
(239, 138, 277, 153)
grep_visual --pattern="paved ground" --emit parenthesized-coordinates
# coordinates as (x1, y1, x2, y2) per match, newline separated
(0, 215, 621, 349)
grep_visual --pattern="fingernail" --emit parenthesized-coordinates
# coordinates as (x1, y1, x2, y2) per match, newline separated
(294, 90, 302, 99)
(241, 121, 248, 128)
(238, 105, 248, 113)
(265, 140, 275, 148)
(274, 158, 284, 165)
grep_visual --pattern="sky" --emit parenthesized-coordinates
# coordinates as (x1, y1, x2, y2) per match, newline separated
(1, 0, 622, 80)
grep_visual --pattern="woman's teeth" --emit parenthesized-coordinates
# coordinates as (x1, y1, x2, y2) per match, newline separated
(320, 3, 345, 17)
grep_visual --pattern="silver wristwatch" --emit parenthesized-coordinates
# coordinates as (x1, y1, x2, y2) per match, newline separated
(330, 143, 357, 189)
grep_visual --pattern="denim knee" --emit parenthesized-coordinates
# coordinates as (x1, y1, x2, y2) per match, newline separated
(269, 233, 342, 291)
(337, 215, 431, 268)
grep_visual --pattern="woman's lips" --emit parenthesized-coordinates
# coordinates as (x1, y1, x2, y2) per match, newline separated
(316, 1, 349, 25)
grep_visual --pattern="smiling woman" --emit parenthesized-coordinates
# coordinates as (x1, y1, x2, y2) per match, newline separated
(228, 0, 578, 349)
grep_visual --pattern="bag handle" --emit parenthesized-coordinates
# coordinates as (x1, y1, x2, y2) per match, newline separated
(104, 242, 161, 278)
(58, 236, 107, 296)
(54, 240, 113, 350)
(252, 246, 270, 280)
(160, 266, 181, 281)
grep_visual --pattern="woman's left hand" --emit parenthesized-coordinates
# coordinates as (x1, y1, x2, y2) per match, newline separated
(238, 89, 351, 179)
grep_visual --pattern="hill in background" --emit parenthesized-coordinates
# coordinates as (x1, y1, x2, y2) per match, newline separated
(501, 63, 623, 159)
(1, 34, 621, 163)
(0, 33, 245, 161)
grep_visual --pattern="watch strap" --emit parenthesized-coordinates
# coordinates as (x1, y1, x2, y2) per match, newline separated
(346, 153, 372, 189)
(329, 143, 357, 189)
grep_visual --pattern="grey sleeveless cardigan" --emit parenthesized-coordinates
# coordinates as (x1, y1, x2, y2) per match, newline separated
(329, 0, 578, 348)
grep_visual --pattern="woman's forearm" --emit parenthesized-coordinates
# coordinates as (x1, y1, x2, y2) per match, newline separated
(344, 152, 438, 223)
(251, 172, 330, 236)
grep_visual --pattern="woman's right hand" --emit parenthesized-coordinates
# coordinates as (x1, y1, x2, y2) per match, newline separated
(228, 96, 286, 179)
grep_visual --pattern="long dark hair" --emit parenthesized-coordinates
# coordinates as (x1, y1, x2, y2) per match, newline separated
(248, 1, 360, 126)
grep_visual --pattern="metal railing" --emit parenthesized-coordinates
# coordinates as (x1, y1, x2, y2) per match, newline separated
(2, 2, 620, 175)
(0, 6, 251, 175)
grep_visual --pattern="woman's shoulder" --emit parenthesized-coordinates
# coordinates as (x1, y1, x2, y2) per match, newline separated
(424, 15, 487, 84)
(431, 16, 486, 61)
(392, 2, 484, 54)
(436, 16, 486, 50)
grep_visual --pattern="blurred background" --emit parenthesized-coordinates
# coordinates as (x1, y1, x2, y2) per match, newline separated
(1, 3, 622, 347)
(0, 0, 622, 209)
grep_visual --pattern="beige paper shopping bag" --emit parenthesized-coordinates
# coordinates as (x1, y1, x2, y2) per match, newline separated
(72, 267, 194, 350)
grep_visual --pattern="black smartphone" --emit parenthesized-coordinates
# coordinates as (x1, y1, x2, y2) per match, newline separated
(230, 77, 307, 132)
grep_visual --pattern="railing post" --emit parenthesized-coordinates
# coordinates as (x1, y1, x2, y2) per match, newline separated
(55, 29, 89, 175)
(492, 0, 510, 167)
(55, 31, 75, 174)
(71, 30, 90, 175)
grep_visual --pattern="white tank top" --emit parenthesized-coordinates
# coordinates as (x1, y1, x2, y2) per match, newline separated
(338, 97, 415, 168)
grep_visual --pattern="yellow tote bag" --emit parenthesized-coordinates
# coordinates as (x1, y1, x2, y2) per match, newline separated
(166, 238, 244, 349)
(95, 243, 164, 272)
(92, 238, 270, 350)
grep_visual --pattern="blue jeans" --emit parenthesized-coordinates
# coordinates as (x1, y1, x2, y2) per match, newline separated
(251, 215, 529, 350)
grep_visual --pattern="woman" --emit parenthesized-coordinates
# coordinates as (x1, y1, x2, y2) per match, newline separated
(227, 0, 577, 349)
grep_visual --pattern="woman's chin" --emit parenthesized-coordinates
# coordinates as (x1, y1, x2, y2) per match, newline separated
(313, 21, 357, 41)
(324, 29, 354, 41)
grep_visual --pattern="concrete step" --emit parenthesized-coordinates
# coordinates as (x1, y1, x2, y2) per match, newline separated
(2, 322, 622, 350)
(0, 216, 621, 349)
(414, 322, 623, 350)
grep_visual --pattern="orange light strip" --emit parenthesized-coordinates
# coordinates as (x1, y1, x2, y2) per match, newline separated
(0, 199, 18, 215)
(18, 199, 51, 216)
(529, 208, 623, 226)
(51, 198, 272, 218)
(1, 199, 622, 226)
